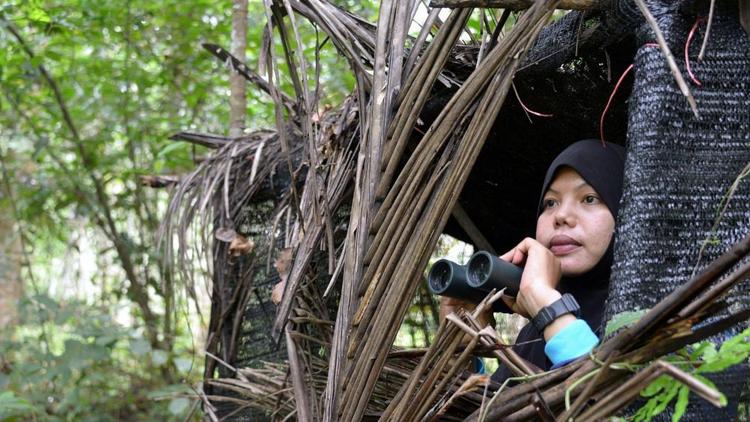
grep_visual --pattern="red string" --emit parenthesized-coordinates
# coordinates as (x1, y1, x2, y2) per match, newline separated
(599, 64, 634, 145)
(512, 83, 553, 118)
(686, 16, 706, 86)
(599, 43, 659, 145)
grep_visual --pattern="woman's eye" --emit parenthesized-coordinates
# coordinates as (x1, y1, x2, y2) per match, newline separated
(583, 195, 599, 204)
(543, 199, 557, 209)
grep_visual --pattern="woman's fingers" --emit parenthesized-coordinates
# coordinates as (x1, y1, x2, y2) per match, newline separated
(501, 294, 528, 318)
(498, 237, 563, 318)
(500, 237, 540, 266)
(499, 249, 515, 262)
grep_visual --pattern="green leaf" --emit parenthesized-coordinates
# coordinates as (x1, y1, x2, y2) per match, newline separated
(168, 397, 190, 415)
(147, 384, 193, 400)
(151, 349, 168, 366)
(156, 142, 188, 159)
(672, 386, 689, 422)
(130, 337, 151, 356)
(175, 357, 193, 373)
(54, 306, 75, 324)
(0, 391, 37, 419)
(698, 327, 750, 373)
(641, 374, 670, 398)
(605, 309, 649, 337)
(27, 4, 51, 23)
(95, 334, 120, 347)
(689, 341, 715, 361)
(651, 381, 681, 416)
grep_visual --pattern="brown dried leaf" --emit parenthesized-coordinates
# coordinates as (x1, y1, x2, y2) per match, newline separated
(229, 235, 255, 257)
(457, 374, 490, 394)
(215, 227, 237, 242)
(273, 248, 294, 276)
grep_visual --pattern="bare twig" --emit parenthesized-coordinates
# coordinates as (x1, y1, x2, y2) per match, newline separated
(698, 0, 715, 61)
(634, 0, 700, 118)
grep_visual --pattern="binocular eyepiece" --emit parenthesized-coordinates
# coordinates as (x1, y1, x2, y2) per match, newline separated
(427, 251, 522, 304)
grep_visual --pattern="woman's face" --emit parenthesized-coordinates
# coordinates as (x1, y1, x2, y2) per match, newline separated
(535, 167, 615, 277)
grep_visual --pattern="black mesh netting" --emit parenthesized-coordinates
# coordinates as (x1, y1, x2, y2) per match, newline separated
(211, 200, 288, 421)
(211, 198, 345, 421)
(605, 0, 750, 419)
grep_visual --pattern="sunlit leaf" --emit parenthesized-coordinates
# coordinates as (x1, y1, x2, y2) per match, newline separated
(27, 4, 51, 24)
(151, 349, 169, 366)
(168, 397, 191, 415)
(130, 337, 151, 356)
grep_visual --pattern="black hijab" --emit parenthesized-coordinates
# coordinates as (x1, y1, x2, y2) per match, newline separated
(493, 139, 626, 383)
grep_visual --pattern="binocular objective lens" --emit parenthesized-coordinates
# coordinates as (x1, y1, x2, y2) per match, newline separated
(430, 261, 451, 291)
(469, 255, 489, 285)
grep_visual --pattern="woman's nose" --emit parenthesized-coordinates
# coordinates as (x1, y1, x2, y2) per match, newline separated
(554, 201, 576, 227)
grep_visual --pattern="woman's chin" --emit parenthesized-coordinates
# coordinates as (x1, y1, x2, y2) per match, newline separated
(560, 257, 597, 277)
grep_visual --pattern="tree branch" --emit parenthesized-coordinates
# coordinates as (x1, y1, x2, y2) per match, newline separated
(202, 43, 296, 113)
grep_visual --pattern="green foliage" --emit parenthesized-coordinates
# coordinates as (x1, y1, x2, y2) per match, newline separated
(633, 326, 750, 421)
(605, 309, 649, 337)
(0, 392, 37, 421)
(0, 0, 371, 419)
(0, 295, 200, 421)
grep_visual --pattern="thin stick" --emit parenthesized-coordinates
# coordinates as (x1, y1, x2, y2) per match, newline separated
(698, 0, 715, 61)
(634, 0, 699, 118)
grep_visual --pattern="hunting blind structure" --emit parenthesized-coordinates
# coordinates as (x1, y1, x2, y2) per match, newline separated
(160, 0, 750, 420)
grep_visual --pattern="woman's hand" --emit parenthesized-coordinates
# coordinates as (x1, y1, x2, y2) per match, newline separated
(500, 237, 563, 319)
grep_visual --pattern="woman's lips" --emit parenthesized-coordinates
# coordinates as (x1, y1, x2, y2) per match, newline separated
(549, 235, 582, 255)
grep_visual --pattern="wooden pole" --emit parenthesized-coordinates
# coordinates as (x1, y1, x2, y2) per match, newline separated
(229, 0, 248, 138)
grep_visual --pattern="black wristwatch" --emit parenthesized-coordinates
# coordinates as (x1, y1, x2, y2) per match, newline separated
(531, 293, 581, 332)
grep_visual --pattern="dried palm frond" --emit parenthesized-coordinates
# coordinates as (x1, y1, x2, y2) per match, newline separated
(158, 0, 750, 420)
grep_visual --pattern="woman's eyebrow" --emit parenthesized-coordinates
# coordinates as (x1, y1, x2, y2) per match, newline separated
(546, 181, 589, 195)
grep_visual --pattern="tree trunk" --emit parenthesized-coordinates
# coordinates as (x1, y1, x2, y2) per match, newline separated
(0, 205, 22, 330)
(230, 0, 248, 138)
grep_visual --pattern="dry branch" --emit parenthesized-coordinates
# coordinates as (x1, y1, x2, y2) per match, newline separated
(634, 0, 699, 118)
(140, 175, 180, 188)
(169, 131, 234, 149)
(338, 2, 561, 420)
(462, 233, 750, 421)
(202, 43, 295, 112)
(429, 0, 609, 10)
(159, 1, 750, 421)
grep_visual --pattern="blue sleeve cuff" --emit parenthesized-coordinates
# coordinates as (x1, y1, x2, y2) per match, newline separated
(474, 357, 486, 374)
(544, 319, 599, 367)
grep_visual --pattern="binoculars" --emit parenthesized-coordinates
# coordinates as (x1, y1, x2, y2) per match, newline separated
(427, 251, 522, 306)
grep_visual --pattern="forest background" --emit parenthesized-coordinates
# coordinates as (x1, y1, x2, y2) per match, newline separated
(0, 0, 380, 419)
(5, 0, 750, 421)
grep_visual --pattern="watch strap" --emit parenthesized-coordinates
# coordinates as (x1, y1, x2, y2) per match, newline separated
(531, 293, 581, 332)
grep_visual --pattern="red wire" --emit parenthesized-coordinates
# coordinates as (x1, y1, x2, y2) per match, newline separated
(599, 43, 659, 145)
(599, 64, 634, 145)
(686, 16, 706, 86)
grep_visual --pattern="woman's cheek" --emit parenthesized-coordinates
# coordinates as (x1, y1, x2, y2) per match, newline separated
(590, 209, 615, 255)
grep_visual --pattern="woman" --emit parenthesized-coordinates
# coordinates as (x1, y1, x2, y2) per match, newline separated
(442, 139, 626, 382)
